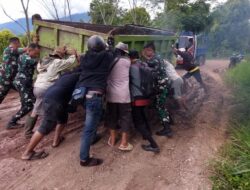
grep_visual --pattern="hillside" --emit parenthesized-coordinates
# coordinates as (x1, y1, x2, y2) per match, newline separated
(0, 12, 90, 35)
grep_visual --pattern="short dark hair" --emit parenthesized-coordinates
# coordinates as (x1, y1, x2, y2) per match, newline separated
(9, 37, 20, 44)
(143, 42, 156, 51)
(29, 43, 41, 49)
(129, 50, 139, 59)
(32, 14, 42, 21)
(32, 14, 42, 24)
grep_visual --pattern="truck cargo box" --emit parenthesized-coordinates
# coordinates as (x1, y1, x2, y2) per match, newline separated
(33, 18, 176, 58)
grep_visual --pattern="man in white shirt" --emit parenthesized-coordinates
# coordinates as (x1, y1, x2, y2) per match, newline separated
(24, 47, 78, 138)
(165, 60, 188, 110)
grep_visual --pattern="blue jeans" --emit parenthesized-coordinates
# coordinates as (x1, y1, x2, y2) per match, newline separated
(80, 96, 103, 161)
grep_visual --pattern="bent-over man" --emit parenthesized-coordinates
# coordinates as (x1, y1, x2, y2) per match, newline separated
(21, 72, 80, 160)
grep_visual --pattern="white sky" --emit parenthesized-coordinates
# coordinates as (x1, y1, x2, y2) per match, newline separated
(0, 0, 92, 24)
(0, 0, 227, 24)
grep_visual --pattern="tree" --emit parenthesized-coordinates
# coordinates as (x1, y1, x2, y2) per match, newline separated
(152, 0, 211, 34)
(89, 0, 123, 25)
(208, 0, 250, 55)
(0, 30, 15, 60)
(147, 0, 188, 12)
(38, 0, 72, 21)
(164, 0, 189, 12)
(178, 0, 211, 34)
(122, 7, 151, 26)
(151, 0, 191, 30)
(66, 0, 72, 21)
(1, 0, 31, 43)
(152, 10, 180, 30)
(20, 0, 31, 43)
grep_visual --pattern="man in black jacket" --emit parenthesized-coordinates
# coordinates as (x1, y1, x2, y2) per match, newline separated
(76, 35, 115, 167)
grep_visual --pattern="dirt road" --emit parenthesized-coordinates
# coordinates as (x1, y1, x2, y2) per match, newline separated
(0, 60, 231, 190)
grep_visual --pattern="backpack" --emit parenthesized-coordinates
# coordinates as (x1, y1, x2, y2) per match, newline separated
(68, 55, 120, 113)
(133, 63, 155, 98)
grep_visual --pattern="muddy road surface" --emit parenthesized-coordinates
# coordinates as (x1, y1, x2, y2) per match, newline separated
(0, 60, 231, 190)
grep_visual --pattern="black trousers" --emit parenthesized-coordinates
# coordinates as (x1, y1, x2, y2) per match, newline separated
(132, 106, 158, 148)
(183, 69, 203, 84)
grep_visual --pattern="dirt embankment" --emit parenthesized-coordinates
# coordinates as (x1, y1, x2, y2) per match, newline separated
(0, 60, 231, 190)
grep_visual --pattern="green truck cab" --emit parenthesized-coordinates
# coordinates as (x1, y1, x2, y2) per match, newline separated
(33, 17, 176, 59)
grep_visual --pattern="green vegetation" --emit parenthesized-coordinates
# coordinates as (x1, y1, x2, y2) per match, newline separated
(89, 0, 123, 25)
(89, 0, 151, 26)
(122, 7, 151, 26)
(209, 0, 250, 56)
(152, 0, 211, 34)
(211, 61, 250, 190)
(89, 0, 250, 57)
(0, 30, 15, 60)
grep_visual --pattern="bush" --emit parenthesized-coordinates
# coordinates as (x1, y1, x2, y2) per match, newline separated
(226, 61, 250, 120)
(19, 32, 35, 47)
(211, 60, 250, 190)
(211, 125, 250, 190)
(0, 30, 15, 60)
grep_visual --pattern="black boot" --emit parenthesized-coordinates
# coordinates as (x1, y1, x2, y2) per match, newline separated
(24, 115, 38, 139)
(156, 124, 173, 138)
(6, 118, 24, 130)
(141, 144, 160, 153)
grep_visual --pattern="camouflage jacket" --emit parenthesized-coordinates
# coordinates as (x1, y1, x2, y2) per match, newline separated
(15, 53, 38, 84)
(143, 54, 170, 89)
(0, 46, 24, 79)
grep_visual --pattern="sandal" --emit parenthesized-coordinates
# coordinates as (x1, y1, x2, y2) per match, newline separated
(52, 136, 65, 148)
(108, 137, 119, 147)
(118, 143, 133, 151)
(22, 150, 48, 161)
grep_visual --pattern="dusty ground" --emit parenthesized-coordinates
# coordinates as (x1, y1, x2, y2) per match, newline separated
(0, 60, 231, 190)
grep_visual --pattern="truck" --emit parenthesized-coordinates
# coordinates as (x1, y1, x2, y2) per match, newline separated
(176, 31, 208, 66)
(32, 16, 177, 59)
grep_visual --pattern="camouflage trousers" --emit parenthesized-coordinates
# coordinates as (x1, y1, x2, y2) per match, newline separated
(10, 79, 35, 123)
(0, 76, 15, 104)
(0, 66, 18, 104)
(154, 88, 170, 127)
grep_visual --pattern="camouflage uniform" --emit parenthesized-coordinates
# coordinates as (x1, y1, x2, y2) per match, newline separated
(144, 54, 171, 129)
(9, 54, 37, 124)
(0, 47, 24, 103)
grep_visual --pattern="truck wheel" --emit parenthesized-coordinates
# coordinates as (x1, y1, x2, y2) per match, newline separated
(198, 56, 206, 66)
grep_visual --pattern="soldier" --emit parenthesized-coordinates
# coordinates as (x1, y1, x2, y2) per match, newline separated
(0, 37, 27, 104)
(142, 42, 173, 137)
(6, 43, 40, 129)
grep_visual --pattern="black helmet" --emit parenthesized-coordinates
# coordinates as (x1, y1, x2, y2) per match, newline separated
(87, 35, 106, 52)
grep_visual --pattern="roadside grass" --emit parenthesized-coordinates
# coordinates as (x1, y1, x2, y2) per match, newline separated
(211, 61, 250, 190)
